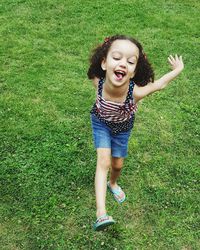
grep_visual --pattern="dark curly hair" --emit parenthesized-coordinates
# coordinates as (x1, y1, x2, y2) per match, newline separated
(87, 35, 154, 86)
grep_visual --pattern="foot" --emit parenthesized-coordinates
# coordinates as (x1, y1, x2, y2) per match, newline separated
(107, 181, 126, 203)
(96, 208, 107, 219)
(93, 214, 115, 231)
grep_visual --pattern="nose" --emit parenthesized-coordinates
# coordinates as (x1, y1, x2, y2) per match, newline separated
(119, 59, 127, 69)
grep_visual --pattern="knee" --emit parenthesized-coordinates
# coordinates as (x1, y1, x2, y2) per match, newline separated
(111, 158, 123, 171)
(112, 164, 122, 172)
(96, 149, 111, 171)
(97, 158, 111, 171)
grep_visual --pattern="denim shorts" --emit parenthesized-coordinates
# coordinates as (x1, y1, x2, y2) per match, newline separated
(91, 115, 132, 158)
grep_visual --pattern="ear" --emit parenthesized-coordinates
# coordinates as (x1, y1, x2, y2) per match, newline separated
(101, 58, 106, 71)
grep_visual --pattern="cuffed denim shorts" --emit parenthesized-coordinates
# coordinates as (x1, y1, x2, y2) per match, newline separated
(91, 114, 131, 158)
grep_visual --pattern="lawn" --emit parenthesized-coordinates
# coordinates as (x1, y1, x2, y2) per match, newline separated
(0, 0, 199, 249)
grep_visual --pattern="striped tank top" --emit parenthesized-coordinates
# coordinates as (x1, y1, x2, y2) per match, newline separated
(91, 78, 138, 135)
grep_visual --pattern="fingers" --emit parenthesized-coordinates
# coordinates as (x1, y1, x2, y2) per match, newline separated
(168, 54, 184, 71)
(168, 55, 174, 64)
(168, 54, 183, 64)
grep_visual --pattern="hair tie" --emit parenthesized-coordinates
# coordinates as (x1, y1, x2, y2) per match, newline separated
(102, 36, 110, 46)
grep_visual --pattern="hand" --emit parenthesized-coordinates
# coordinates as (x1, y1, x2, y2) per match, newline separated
(168, 55, 184, 72)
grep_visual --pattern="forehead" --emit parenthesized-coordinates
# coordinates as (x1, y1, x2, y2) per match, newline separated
(108, 39, 139, 57)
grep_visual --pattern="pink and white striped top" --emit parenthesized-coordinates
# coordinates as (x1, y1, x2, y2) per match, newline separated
(91, 78, 138, 134)
(96, 95, 137, 122)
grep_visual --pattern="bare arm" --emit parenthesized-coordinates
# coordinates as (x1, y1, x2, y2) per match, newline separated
(134, 55, 184, 103)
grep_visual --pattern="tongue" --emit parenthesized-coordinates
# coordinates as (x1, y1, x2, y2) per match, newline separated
(116, 73, 123, 80)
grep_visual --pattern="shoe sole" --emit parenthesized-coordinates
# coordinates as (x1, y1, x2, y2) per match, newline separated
(94, 220, 115, 231)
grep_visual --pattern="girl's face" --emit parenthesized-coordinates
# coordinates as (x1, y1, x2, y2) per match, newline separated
(101, 39, 139, 87)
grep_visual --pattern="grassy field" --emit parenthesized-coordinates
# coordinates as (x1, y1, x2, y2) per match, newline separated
(0, 0, 199, 249)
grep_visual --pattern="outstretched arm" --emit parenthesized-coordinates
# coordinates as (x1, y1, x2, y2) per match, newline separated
(134, 55, 184, 102)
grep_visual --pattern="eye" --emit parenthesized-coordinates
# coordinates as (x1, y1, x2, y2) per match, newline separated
(113, 57, 120, 60)
(128, 61, 135, 65)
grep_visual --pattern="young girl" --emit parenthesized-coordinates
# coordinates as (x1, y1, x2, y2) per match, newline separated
(87, 35, 184, 231)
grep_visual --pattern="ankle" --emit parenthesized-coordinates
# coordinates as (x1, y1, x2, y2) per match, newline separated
(109, 180, 118, 188)
(96, 209, 107, 218)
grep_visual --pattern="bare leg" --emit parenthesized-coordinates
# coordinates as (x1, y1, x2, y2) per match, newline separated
(109, 157, 125, 200)
(95, 148, 111, 218)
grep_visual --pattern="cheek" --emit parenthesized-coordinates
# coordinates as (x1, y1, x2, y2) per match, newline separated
(132, 64, 137, 70)
(107, 61, 116, 71)
(129, 66, 137, 78)
(129, 65, 136, 74)
(108, 56, 118, 65)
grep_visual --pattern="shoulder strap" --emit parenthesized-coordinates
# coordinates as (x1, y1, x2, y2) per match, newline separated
(97, 78, 104, 96)
(125, 80, 135, 103)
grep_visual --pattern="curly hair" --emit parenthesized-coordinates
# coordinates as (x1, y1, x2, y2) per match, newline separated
(87, 35, 154, 86)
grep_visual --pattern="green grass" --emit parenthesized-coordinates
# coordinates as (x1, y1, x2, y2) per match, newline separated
(0, 0, 199, 249)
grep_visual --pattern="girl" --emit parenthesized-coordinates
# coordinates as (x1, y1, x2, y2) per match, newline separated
(87, 35, 184, 231)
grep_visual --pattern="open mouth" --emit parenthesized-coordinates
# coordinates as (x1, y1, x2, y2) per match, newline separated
(114, 70, 126, 81)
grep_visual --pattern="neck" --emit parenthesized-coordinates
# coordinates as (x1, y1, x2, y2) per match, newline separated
(104, 79, 130, 98)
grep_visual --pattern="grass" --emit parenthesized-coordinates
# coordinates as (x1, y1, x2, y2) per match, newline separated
(0, 0, 199, 249)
